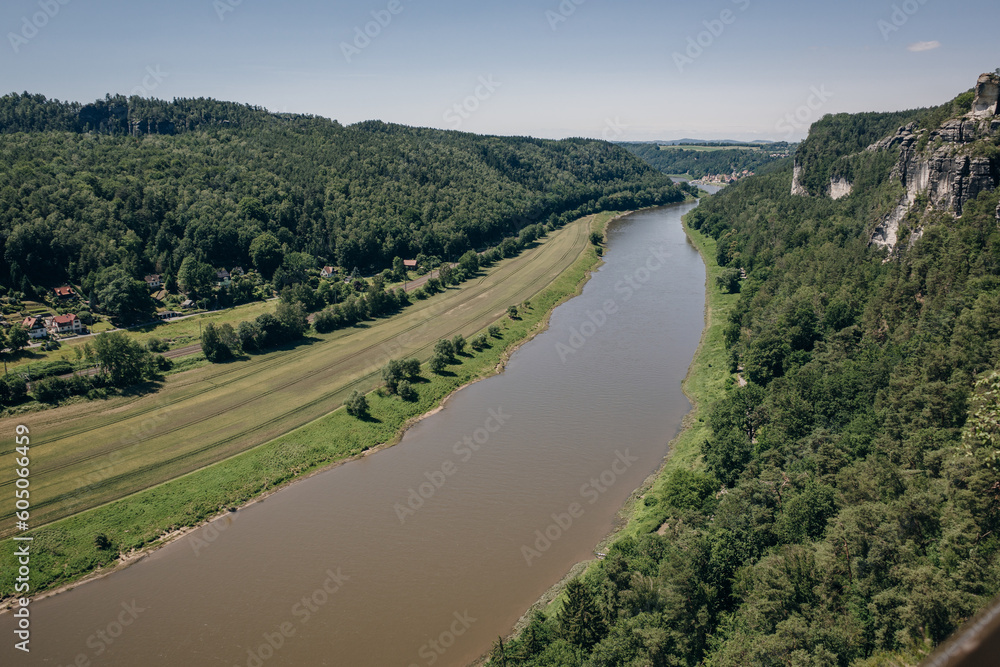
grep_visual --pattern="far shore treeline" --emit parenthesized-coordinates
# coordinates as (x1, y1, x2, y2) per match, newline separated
(0, 93, 691, 301)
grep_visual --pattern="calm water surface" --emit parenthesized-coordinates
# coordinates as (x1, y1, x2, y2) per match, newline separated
(1, 201, 708, 666)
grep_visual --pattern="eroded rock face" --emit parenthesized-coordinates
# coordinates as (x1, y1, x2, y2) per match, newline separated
(868, 76, 1000, 252)
(791, 162, 808, 196)
(830, 176, 853, 200)
(972, 73, 1000, 118)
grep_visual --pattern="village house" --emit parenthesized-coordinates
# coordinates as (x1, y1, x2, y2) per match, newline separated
(216, 269, 231, 285)
(403, 259, 418, 269)
(54, 286, 76, 300)
(145, 274, 163, 289)
(48, 313, 83, 335)
(320, 266, 336, 278)
(21, 316, 48, 339)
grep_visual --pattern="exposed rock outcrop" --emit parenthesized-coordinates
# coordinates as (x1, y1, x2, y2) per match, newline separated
(829, 176, 853, 200)
(869, 73, 1000, 252)
(791, 162, 808, 196)
(972, 72, 1000, 118)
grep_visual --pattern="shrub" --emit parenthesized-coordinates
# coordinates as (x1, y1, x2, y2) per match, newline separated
(429, 353, 448, 375)
(488, 324, 502, 338)
(345, 390, 368, 417)
(401, 357, 422, 378)
(470, 334, 489, 351)
(146, 337, 169, 353)
(434, 338, 455, 360)
(398, 380, 417, 402)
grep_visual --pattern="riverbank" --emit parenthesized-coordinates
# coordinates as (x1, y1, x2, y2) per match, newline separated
(494, 200, 740, 654)
(0, 212, 620, 607)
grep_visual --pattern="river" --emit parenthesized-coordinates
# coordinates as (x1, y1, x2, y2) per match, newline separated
(1, 198, 710, 666)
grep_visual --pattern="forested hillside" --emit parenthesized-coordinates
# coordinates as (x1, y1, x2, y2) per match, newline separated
(492, 85, 1000, 666)
(0, 93, 684, 294)
(620, 142, 791, 179)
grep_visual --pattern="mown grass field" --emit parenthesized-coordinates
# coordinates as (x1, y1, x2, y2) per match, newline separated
(0, 212, 614, 599)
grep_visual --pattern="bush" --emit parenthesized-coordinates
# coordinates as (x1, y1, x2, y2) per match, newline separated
(470, 334, 489, 351)
(313, 308, 341, 333)
(589, 231, 604, 245)
(401, 357, 422, 378)
(434, 338, 455, 361)
(488, 324, 502, 338)
(345, 390, 368, 417)
(382, 359, 404, 393)
(398, 380, 417, 402)
(715, 268, 741, 294)
(429, 353, 449, 375)
(32, 376, 68, 403)
(507, 305, 518, 319)
(146, 337, 169, 353)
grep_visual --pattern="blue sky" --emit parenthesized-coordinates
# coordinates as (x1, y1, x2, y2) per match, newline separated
(1, 0, 996, 140)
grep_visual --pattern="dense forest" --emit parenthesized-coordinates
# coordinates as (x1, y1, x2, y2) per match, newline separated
(620, 142, 792, 179)
(491, 90, 1000, 665)
(0, 93, 685, 295)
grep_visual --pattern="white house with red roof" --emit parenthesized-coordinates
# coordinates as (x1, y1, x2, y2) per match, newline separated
(47, 313, 83, 335)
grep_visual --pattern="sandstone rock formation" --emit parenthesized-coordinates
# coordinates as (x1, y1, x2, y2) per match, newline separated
(869, 73, 1000, 252)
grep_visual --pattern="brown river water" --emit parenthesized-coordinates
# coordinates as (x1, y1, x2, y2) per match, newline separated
(1, 199, 709, 666)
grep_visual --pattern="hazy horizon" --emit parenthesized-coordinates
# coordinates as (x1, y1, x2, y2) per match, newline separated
(2, 0, 996, 142)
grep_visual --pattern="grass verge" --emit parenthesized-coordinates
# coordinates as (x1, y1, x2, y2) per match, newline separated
(0, 212, 616, 603)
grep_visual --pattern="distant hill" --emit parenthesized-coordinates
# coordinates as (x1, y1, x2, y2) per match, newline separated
(0, 93, 686, 294)
(620, 140, 794, 179)
(625, 138, 779, 146)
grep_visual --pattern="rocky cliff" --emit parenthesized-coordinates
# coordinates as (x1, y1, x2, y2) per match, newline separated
(790, 74, 1000, 253)
(869, 73, 1000, 251)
